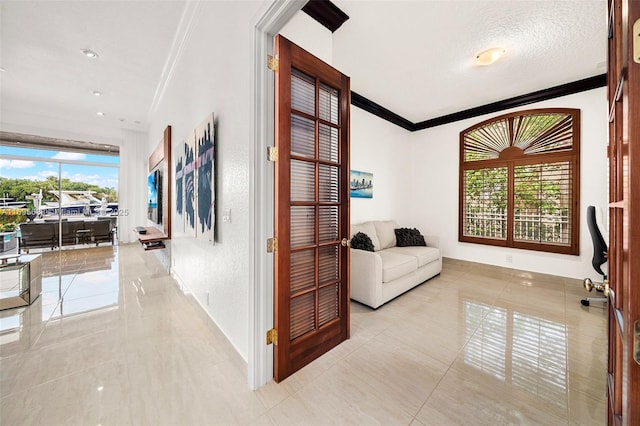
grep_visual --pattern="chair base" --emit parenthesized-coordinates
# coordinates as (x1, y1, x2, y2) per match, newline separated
(581, 297, 607, 307)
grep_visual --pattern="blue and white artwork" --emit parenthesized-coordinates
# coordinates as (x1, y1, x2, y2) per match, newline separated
(350, 170, 373, 198)
(173, 136, 186, 234)
(183, 133, 196, 237)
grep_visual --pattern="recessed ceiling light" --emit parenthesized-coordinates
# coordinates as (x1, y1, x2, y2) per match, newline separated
(96, 111, 105, 116)
(92, 90, 103, 97)
(0, 67, 6, 72)
(475, 48, 506, 66)
(81, 49, 99, 59)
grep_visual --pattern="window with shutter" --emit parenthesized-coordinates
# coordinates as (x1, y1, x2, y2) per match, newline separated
(459, 108, 580, 255)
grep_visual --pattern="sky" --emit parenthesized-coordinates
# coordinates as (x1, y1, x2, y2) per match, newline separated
(0, 146, 119, 190)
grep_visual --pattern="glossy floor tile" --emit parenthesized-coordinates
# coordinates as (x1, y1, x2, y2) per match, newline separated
(0, 247, 607, 425)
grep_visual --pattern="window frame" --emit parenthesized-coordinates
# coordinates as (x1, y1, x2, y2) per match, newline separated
(458, 108, 580, 255)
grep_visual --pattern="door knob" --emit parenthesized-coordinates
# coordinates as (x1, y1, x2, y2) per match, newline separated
(341, 238, 350, 247)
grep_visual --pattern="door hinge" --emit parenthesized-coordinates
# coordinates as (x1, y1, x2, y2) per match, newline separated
(267, 55, 279, 71)
(266, 328, 278, 345)
(633, 19, 640, 64)
(267, 146, 278, 162)
(267, 237, 278, 253)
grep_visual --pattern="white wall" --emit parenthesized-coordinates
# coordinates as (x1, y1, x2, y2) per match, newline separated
(405, 88, 608, 281)
(279, 11, 332, 64)
(146, 1, 264, 362)
(118, 130, 148, 243)
(350, 107, 414, 225)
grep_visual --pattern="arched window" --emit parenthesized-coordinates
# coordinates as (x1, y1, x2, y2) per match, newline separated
(459, 108, 580, 255)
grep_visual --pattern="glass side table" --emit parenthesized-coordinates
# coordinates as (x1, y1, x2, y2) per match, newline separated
(0, 254, 42, 310)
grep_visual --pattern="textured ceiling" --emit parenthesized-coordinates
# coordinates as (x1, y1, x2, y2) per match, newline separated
(0, 1, 185, 133)
(0, 1, 607, 139)
(332, 0, 607, 122)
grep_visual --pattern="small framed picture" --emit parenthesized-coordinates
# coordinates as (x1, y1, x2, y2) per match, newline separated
(350, 170, 373, 198)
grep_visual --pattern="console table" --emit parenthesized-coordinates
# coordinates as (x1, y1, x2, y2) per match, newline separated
(133, 227, 168, 250)
(0, 254, 42, 310)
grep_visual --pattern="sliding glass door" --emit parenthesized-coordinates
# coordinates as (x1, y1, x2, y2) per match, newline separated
(0, 145, 119, 254)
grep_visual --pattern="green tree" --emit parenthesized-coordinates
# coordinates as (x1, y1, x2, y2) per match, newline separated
(0, 177, 119, 206)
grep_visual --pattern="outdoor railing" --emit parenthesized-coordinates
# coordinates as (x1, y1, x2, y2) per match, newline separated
(464, 209, 570, 244)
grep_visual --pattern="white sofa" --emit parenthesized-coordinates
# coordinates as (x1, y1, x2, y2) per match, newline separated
(350, 220, 442, 309)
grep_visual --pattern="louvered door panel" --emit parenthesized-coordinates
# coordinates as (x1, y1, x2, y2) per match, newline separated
(287, 66, 340, 343)
(290, 249, 315, 293)
(291, 115, 316, 158)
(291, 160, 315, 202)
(319, 83, 339, 124)
(274, 36, 350, 382)
(290, 292, 315, 340)
(290, 206, 315, 248)
(319, 164, 339, 202)
(319, 124, 339, 162)
(319, 206, 339, 243)
(291, 69, 315, 116)
(318, 284, 339, 327)
(318, 245, 339, 285)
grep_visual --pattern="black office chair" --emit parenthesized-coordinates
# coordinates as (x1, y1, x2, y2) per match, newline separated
(581, 205, 609, 306)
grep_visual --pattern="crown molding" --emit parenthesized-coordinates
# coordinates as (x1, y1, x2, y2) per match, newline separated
(352, 74, 607, 132)
(148, 1, 202, 116)
(351, 92, 413, 131)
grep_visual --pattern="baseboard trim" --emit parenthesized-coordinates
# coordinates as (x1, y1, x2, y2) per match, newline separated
(442, 257, 581, 286)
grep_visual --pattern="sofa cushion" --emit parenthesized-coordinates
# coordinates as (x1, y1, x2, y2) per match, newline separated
(377, 251, 418, 283)
(386, 246, 440, 268)
(373, 220, 398, 250)
(350, 232, 374, 251)
(351, 222, 380, 251)
(395, 227, 427, 247)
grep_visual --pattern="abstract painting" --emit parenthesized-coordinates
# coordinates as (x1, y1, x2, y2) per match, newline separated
(183, 132, 197, 237)
(195, 113, 215, 243)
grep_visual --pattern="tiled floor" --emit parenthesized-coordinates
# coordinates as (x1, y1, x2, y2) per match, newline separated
(0, 245, 607, 425)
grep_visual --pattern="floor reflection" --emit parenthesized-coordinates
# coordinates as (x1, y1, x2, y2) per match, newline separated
(0, 248, 607, 425)
(0, 246, 119, 356)
(464, 300, 567, 409)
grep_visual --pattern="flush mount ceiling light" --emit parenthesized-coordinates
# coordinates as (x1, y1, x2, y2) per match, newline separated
(92, 90, 102, 97)
(80, 49, 99, 59)
(96, 111, 105, 116)
(475, 48, 506, 66)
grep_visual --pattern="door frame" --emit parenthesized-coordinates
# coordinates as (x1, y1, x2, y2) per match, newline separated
(249, 0, 306, 390)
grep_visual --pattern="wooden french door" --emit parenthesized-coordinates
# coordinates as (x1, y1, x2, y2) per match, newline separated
(273, 35, 350, 382)
(606, 1, 640, 424)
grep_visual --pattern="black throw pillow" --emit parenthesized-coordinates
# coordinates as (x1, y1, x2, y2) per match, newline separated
(350, 232, 375, 251)
(394, 228, 427, 247)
